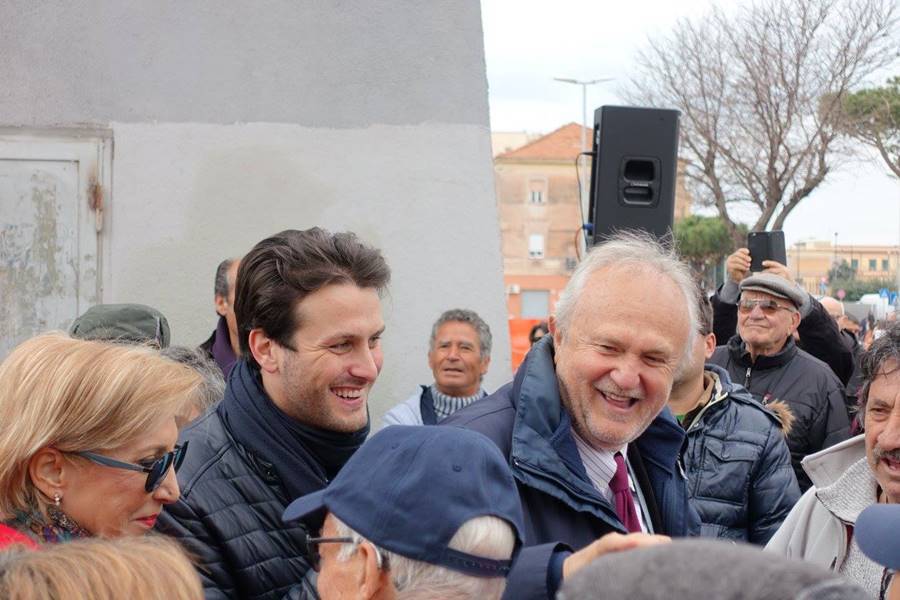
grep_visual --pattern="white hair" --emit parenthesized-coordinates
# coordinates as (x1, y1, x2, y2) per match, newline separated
(554, 231, 699, 371)
(333, 515, 515, 600)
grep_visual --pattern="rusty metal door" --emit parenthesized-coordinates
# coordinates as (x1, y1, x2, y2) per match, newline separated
(0, 130, 111, 359)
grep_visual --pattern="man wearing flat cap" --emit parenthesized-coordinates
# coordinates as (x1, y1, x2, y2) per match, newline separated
(709, 271, 850, 490)
(711, 248, 855, 395)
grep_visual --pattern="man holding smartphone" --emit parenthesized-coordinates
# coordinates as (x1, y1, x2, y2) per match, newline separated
(711, 247, 855, 388)
(708, 251, 850, 490)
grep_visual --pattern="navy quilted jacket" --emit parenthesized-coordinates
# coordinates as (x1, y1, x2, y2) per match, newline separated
(156, 406, 316, 600)
(681, 365, 800, 544)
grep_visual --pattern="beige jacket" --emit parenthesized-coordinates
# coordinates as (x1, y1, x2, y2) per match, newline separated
(765, 435, 872, 570)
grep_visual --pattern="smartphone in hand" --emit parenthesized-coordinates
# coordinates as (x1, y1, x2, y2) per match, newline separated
(747, 231, 786, 272)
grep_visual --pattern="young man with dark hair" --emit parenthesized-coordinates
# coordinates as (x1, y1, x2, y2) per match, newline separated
(669, 291, 799, 544)
(157, 228, 391, 600)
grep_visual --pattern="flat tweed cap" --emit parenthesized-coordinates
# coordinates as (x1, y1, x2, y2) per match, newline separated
(740, 272, 805, 308)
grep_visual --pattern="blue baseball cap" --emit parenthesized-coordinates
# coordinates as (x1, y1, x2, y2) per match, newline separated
(855, 504, 900, 570)
(283, 425, 524, 577)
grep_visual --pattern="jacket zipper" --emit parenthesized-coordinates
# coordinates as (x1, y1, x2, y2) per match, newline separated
(744, 366, 752, 388)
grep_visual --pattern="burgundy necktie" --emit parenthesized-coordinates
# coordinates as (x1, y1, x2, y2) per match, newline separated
(609, 452, 642, 533)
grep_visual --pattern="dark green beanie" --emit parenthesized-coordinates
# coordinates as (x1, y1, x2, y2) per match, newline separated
(69, 303, 171, 348)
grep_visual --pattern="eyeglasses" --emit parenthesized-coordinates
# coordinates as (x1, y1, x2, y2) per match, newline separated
(879, 567, 894, 600)
(301, 534, 355, 571)
(300, 532, 390, 572)
(738, 299, 796, 316)
(73, 442, 189, 493)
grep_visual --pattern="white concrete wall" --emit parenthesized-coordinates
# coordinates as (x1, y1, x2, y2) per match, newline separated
(0, 1, 510, 420)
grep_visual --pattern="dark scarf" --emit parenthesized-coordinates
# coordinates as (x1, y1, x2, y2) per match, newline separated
(210, 316, 239, 378)
(218, 360, 369, 502)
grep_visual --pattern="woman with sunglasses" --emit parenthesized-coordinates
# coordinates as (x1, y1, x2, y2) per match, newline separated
(0, 333, 200, 542)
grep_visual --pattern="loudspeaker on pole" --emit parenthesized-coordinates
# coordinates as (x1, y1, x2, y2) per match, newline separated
(587, 106, 681, 244)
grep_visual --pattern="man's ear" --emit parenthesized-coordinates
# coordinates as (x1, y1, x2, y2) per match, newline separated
(790, 310, 801, 333)
(479, 355, 491, 376)
(214, 294, 228, 318)
(248, 329, 280, 374)
(704, 333, 717, 360)
(548, 316, 560, 342)
(28, 448, 68, 501)
(358, 542, 393, 600)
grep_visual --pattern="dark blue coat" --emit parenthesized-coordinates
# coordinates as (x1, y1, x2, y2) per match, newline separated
(681, 364, 800, 544)
(444, 338, 700, 554)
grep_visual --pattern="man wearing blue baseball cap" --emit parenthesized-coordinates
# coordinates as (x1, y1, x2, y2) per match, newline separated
(283, 425, 669, 600)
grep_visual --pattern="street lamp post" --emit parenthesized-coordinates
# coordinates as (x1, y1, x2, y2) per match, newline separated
(553, 77, 613, 219)
(833, 232, 838, 267)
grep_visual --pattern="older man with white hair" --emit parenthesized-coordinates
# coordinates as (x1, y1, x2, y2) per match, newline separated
(283, 426, 520, 600)
(445, 232, 701, 554)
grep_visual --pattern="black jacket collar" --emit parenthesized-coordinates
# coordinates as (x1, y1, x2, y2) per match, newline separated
(726, 334, 798, 370)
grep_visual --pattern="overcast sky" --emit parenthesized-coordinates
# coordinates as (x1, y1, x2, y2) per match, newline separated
(480, 0, 900, 247)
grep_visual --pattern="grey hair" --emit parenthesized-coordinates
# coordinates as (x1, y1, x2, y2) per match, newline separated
(214, 258, 238, 299)
(160, 346, 225, 417)
(333, 515, 514, 600)
(429, 309, 492, 357)
(554, 231, 699, 368)
(859, 321, 900, 414)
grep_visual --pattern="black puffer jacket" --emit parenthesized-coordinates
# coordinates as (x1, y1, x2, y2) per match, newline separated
(681, 365, 800, 544)
(709, 336, 850, 491)
(156, 406, 316, 600)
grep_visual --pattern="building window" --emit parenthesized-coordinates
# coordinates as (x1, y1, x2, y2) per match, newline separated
(528, 234, 544, 259)
(521, 290, 550, 318)
(882, 259, 890, 271)
(869, 259, 877, 271)
(851, 258, 859, 270)
(527, 179, 548, 204)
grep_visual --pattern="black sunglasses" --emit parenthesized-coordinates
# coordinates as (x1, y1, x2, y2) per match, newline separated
(73, 442, 189, 493)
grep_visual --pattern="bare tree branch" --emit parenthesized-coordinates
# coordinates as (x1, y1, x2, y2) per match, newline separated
(626, 0, 897, 240)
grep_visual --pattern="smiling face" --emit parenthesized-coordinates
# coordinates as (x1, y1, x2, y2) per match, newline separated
(271, 283, 385, 433)
(737, 290, 800, 356)
(428, 321, 490, 397)
(57, 418, 181, 537)
(864, 360, 900, 504)
(550, 265, 690, 451)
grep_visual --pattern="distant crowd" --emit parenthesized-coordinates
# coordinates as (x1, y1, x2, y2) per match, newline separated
(1, 227, 898, 600)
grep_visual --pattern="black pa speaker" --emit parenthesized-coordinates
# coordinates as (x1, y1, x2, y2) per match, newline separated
(587, 106, 681, 244)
